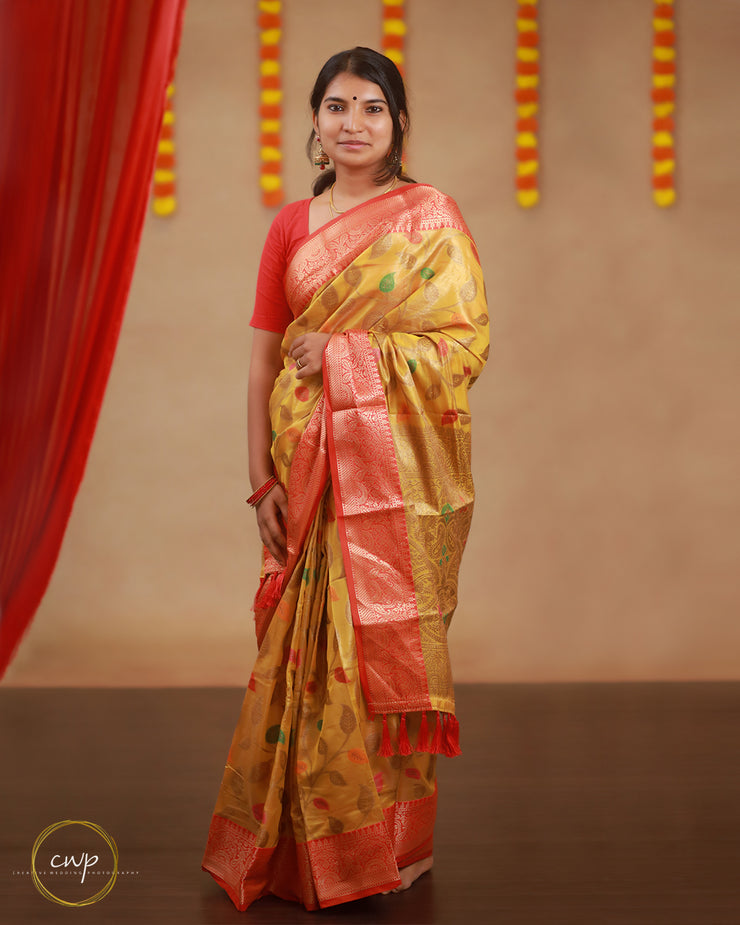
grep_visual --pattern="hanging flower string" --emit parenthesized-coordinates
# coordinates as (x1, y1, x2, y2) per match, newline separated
(152, 83, 176, 216)
(381, 0, 406, 78)
(652, 0, 676, 207)
(258, 1, 283, 208)
(515, 0, 539, 209)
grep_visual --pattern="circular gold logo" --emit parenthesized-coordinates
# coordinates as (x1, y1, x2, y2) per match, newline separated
(31, 820, 119, 906)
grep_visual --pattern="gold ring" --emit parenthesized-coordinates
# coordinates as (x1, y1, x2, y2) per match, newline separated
(296, 357, 303, 369)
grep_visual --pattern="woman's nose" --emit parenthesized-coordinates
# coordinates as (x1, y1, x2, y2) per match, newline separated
(343, 105, 362, 132)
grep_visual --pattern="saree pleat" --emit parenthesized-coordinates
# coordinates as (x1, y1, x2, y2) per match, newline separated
(202, 185, 488, 911)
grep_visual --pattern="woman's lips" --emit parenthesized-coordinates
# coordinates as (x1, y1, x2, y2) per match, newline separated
(340, 141, 368, 148)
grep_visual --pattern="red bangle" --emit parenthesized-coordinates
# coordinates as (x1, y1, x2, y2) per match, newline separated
(246, 475, 278, 507)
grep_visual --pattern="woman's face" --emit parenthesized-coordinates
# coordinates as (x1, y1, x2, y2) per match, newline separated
(313, 72, 394, 176)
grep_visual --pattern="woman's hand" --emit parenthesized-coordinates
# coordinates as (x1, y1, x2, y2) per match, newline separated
(288, 332, 331, 379)
(255, 483, 289, 566)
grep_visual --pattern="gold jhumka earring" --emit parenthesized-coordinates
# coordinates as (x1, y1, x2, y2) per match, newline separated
(313, 137, 330, 170)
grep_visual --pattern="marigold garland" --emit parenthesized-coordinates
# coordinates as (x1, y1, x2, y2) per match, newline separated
(152, 83, 176, 216)
(381, 0, 405, 78)
(515, 0, 539, 208)
(258, 0, 284, 208)
(652, 0, 676, 207)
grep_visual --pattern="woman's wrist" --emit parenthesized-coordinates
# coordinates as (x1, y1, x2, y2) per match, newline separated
(246, 475, 278, 507)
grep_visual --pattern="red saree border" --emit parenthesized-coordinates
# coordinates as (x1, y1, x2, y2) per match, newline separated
(323, 329, 432, 716)
(202, 790, 436, 911)
(284, 183, 477, 314)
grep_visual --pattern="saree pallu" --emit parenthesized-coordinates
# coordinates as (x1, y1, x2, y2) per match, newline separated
(202, 184, 489, 911)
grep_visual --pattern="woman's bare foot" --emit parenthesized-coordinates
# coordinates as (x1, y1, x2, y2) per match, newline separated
(391, 855, 433, 892)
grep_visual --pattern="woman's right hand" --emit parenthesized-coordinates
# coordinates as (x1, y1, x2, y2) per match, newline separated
(255, 483, 289, 566)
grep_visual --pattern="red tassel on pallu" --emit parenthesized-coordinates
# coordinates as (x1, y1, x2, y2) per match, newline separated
(398, 712, 413, 756)
(378, 714, 394, 756)
(416, 711, 431, 752)
(253, 569, 284, 611)
(442, 713, 462, 756)
(430, 711, 444, 753)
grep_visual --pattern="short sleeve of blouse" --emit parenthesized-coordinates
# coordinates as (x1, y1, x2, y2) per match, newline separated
(250, 199, 311, 333)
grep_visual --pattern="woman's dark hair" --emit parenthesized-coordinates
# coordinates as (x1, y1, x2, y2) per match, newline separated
(306, 46, 414, 195)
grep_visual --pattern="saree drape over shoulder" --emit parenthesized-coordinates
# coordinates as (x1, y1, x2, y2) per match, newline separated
(202, 184, 489, 911)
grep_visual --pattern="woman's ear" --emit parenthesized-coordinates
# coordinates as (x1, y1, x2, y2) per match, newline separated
(312, 112, 320, 138)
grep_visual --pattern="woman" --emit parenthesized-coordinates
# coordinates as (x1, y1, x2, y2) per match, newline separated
(202, 47, 489, 912)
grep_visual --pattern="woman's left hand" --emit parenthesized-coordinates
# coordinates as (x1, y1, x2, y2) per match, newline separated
(288, 332, 331, 379)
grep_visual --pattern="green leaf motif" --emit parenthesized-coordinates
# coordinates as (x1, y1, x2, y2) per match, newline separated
(379, 272, 396, 293)
(266, 725, 285, 745)
(407, 358, 417, 374)
(420, 267, 435, 279)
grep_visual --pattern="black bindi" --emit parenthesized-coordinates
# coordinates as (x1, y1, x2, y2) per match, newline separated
(353, 96, 357, 101)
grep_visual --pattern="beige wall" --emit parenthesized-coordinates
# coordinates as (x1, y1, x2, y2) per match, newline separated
(5, 0, 739, 686)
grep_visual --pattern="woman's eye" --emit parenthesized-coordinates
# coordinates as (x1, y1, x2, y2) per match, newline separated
(367, 106, 382, 114)
(327, 104, 343, 112)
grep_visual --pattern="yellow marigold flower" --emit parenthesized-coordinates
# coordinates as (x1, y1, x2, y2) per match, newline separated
(260, 60, 280, 76)
(154, 169, 175, 183)
(260, 175, 281, 192)
(260, 89, 283, 105)
(383, 19, 406, 36)
(653, 160, 675, 175)
(260, 146, 282, 162)
(517, 103, 539, 118)
(653, 131, 673, 147)
(153, 196, 176, 216)
(516, 132, 537, 148)
(517, 190, 539, 208)
(653, 75, 675, 89)
(261, 119, 281, 133)
(157, 139, 174, 154)
(385, 48, 404, 65)
(516, 75, 539, 89)
(260, 28, 281, 45)
(516, 48, 539, 62)
(654, 188, 676, 208)
(517, 161, 539, 176)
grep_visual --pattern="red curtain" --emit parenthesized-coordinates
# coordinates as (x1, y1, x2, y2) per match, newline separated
(0, 0, 186, 678)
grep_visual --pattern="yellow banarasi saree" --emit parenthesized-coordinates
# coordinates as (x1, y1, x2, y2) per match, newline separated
(202, 184, 489, 911)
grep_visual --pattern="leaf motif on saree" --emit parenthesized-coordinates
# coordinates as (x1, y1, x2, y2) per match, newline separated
(446, 242, 464, 264)
(379, 272, 396, 293)
(460, 276, 478, 302)
(371, 234, 393, 257)
(328, 816, 345, 834)
(317, 736, 328, 755)
(357, 784, 374, 814)
(328, 770, 347, 786)
(423, 281, 440, 303)
(249, 760, 272, 783)
(322, 286, 339, 310)
(343, 265, 362, 286)
(250, 695, 265, 725)
(339, 704, 357, 734)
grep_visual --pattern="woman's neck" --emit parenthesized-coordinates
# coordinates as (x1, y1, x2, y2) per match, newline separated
(331, 168, 396, 209)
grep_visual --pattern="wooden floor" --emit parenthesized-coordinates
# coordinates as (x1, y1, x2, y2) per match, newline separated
(2, 683, 740, 924)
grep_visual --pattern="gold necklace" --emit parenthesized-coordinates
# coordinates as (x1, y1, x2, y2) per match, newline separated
(329, 177, 398, 217)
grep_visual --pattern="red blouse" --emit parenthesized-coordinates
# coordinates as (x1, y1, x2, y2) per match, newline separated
(249, 198, 312, 333)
